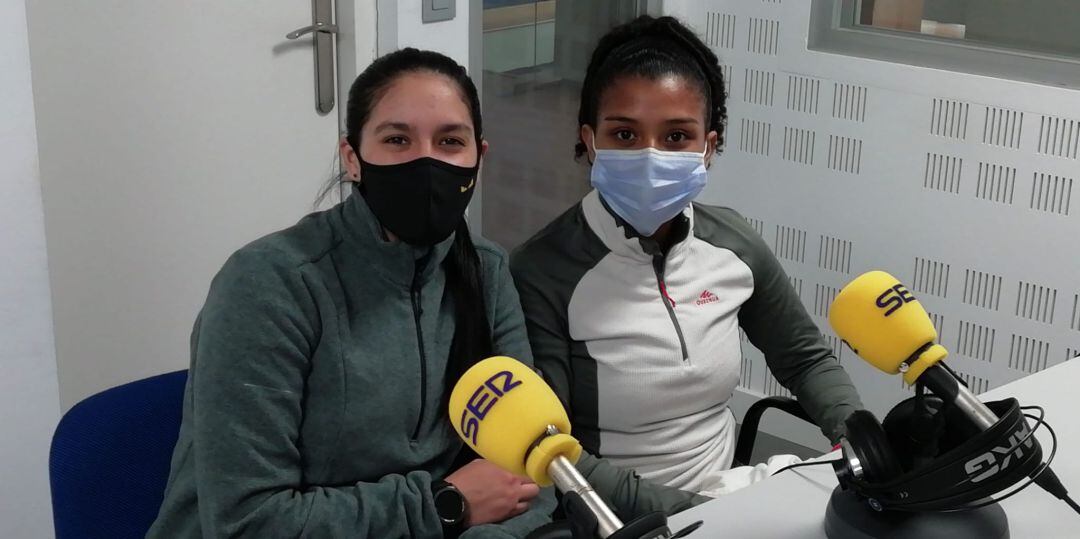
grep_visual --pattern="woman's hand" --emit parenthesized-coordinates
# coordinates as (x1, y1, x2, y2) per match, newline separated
(446, 459, 541, 526)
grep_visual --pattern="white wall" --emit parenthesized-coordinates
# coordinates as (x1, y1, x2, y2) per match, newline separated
(26, 2, 354, 410)
(665, 0, 1080, 448)
(24, 0, 470, 413)
(378, 0, 472, 67)
(338, 0, 380, 115)
(0, 0, 61, 537)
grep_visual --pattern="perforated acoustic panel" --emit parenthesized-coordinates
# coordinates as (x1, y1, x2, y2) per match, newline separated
(667, 0, 1080, 419)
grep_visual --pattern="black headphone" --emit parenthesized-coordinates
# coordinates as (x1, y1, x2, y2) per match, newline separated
(833, 394, 1044, 512)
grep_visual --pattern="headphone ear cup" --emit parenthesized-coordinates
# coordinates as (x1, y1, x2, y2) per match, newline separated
(882, 394, 947, 471)
(844, 410, 903, 483)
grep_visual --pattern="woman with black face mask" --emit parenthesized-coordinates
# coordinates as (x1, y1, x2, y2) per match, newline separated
(147, 49, 554, 539)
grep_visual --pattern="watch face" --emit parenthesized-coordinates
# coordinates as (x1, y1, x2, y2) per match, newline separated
(434, 486, 466, 525)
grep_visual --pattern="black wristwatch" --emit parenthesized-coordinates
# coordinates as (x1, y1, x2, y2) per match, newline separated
(432, 480, 468, 535)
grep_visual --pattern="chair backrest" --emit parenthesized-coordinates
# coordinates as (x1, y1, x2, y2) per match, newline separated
(733, 396, 814, 466)
(49, 370, 187, 539)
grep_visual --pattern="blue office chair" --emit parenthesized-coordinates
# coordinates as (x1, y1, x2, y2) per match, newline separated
(49, 370, 187, 539)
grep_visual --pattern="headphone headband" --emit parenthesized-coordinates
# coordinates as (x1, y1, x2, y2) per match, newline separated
(842, 398, 1043, 511)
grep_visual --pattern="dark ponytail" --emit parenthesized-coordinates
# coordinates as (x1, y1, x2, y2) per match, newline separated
(575, 15, 728, 158)
(444, 221, 493, 391)
(339, 48, 491, 408)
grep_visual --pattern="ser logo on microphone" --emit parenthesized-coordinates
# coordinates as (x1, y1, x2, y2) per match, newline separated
(875, 284, 916, 317)
(459, 370, 523, 446)
(963, 423, 1035, 483)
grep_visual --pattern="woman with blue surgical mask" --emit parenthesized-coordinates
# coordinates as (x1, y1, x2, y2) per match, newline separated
(511, 16, 865, 504)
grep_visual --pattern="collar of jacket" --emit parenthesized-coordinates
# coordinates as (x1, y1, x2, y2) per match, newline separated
(336, 182, 456, 287)
(582, 190, 694, 264)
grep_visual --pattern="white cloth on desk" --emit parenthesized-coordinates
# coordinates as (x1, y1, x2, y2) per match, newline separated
(697, 454, 803, 498)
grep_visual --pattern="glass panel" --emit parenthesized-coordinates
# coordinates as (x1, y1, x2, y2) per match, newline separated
(480, 0, 643, 249)
(854, 0, 1080, 58)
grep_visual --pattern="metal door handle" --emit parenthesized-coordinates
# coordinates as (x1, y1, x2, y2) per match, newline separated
(287, 0, 336, 114)
(285, 22, 338, 40)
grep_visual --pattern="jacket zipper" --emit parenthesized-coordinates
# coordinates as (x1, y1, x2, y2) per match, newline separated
(652, 254, 690, 362)
(410, 259, 428, 441)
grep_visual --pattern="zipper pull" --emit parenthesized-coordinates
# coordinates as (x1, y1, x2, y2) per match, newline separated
(659, 279, 676, 308)
(412, 259, 425, 315)
(653, 254, 676, 307)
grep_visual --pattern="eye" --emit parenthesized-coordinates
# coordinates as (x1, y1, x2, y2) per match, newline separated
(614, 129, 636, 142)
(384, 135, 408, 145)
(440, 137, 466, 146)
(666, 131, 689, 143)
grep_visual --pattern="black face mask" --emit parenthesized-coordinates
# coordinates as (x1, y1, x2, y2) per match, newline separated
(359, 156, 478, 246)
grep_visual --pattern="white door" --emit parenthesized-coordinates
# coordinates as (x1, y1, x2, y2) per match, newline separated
(26, 1, 369, 408)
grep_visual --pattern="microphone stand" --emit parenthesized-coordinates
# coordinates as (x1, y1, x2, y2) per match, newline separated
(525, 425, 702, 539)
(546, 454, 624, 536)
(560, 491, 690, 539)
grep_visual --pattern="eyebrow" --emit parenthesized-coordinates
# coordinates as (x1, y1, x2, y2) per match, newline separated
(373, 122, 411, 133)
(436, 123, 474, 134)
(603, 116, 639, 123)
(373, 122, 473, 135)
(601, 116, 700, 125)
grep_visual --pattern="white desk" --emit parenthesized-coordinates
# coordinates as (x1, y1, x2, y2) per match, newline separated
(668, 359, 1080, 538)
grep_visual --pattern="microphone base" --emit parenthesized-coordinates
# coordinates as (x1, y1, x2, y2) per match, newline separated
(824, 487, 1008, 539)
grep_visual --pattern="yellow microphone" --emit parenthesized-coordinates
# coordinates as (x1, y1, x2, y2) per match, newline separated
(829, 271, 997, 430)
(830, 271, 1080, 512)
(828, 270, 947, 386)
(449, 356, 581, 485)
(449, 356, 625, 536)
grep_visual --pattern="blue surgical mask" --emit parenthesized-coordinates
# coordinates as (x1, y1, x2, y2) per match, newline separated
(589, 140, 709, 236)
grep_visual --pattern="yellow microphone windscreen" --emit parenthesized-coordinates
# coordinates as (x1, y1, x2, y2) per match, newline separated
(829, 271, 943, 378)
(449, 356, 575, 483)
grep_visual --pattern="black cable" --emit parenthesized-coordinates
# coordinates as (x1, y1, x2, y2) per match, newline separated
(1065, 494, 1080, 515)
(1016, 408, 1080, 517)
(770, 459, 842, 476)
(939, 361, 964, 384)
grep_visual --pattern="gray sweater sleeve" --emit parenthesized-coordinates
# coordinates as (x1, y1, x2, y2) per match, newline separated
(485, 243, 541, 366)
(575, 453, 710, 520)
(698, 207, 864, 442)
(186, 249, 446, 538)
(467, 246, 557, 538)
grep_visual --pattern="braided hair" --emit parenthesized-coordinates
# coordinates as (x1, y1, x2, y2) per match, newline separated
(575, 15, 727, 158)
